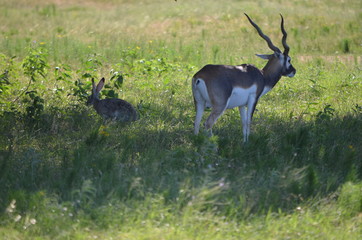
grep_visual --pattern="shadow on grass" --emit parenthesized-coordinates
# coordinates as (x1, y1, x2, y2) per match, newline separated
(0, 104, 361, 218)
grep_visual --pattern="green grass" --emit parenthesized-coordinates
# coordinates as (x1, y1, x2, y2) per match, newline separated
(0, 0, 361, 239)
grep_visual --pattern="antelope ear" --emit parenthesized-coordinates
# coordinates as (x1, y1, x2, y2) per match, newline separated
(256, 54, 273, 60)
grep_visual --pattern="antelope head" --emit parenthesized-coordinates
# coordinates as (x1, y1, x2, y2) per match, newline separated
(245, 13, 296, 84)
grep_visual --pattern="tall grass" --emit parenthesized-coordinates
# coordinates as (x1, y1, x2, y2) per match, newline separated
(0, 0, 361, 239)
(1, 0, 361, 65)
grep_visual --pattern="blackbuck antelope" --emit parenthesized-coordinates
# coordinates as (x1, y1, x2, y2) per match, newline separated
(192, 13, 296, 142)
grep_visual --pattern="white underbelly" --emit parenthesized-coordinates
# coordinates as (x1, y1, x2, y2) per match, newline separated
(193, 79, 257, 109)
(226, 85, 257, 109)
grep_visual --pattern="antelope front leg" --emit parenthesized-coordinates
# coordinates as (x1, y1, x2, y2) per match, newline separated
(239, 106, 248, 142)
(244, 96, 258, 143)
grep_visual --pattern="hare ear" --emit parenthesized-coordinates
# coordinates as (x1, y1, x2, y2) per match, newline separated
(96, 78, 105, 93)
(91, 78, 97, 94)
(91, 78, 96, 88)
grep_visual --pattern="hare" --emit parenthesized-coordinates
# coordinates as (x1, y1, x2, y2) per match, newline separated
(87, 78, 139, 122)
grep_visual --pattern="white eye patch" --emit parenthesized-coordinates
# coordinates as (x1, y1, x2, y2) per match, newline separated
(278, 54, 291, 68)
(285, 57, 291, 68)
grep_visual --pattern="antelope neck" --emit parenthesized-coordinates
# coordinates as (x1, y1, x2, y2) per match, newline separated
(262, 61, 283, 89)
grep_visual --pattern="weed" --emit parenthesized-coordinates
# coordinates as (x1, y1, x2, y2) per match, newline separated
(316, 104, 335, 122)
(340, 39, 351, 53)
(22, 44, 48, 83)
(337, 182, 362, 217)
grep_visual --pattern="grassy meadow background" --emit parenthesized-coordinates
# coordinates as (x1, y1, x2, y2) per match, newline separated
(0, 0, 361, 239)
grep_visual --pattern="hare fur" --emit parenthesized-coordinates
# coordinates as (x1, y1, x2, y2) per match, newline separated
(87, 78, 138, 122)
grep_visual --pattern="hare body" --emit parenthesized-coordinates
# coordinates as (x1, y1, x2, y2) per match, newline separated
(87, 78, 138, 122)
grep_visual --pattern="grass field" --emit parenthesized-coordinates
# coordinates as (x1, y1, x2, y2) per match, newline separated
(0, 0, 361, 239)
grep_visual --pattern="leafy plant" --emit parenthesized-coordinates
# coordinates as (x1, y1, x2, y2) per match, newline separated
(0, 54, 18, 112)
(316, 104, 335, 121)
(23, 90, 44, 122)
(16, 44, 48, 124)
(110, 68, 124, 90)
(72, 53, 105, 102)
(79, 53, 104, 80)
(0, 55, 13, 95)
(71, 179, 97, 210)
(72, 78, 89, 103)
(22, 44, 48, 84)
